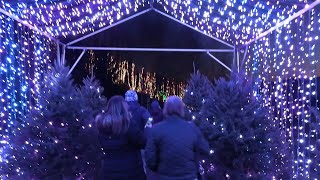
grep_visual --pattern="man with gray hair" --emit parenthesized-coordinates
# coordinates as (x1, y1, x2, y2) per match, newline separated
(145, 96, 209, 180)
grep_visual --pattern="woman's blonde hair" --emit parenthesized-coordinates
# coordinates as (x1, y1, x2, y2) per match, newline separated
(95, 95, 130, 135)
(163, 96, 185, 118)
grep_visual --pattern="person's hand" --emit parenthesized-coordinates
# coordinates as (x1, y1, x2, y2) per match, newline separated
(145, 117, 153, 128)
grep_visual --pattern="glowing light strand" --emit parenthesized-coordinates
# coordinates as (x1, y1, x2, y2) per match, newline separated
(245, 6, 319, 179)
(0, 0, 312, 45)
(102, 53, 186, 99)
(0, 12, 53, 174)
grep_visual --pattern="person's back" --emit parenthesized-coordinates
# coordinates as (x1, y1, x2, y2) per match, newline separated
(125, 90, 150, 130)
(98, 121, 146, 180)
(96, 96, 146, 180)
(149, 100, 164, 124)
(152, 116, 205, 179)
(128, 101, 150, 129)
(145, 96, 209, 180)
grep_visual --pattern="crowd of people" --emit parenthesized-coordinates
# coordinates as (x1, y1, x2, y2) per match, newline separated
(95, 90, 210, 180)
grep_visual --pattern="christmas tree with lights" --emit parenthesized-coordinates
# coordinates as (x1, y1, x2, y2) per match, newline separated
(199, 72, 292, 179)
(76, 73, 107, 123)
(182, 70, 213, 119)
(1, 61, 105, 179)
(182, 70, 220, 178)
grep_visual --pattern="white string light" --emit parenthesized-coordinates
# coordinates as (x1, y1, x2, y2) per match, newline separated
(245, 7, 319, 179)
(0, 0, 312, 45)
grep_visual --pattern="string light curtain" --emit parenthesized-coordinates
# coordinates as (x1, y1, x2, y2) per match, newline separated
(245, 8, 319, 179)
(0, 0, 150, 38)
(0, 0, 312, 45)
(104, 53, 186, 99)
(0, 13, 53, 145)
(155, 0, 311, 46)
(84, 51, 185, 99)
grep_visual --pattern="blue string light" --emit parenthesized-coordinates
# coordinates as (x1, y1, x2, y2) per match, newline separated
(245, 7, 319, 179)
(0, 0, 313, 45)
(0, 12, 53, 174)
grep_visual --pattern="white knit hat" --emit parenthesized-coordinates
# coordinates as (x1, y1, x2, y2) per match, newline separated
(125, 90, 138, 102)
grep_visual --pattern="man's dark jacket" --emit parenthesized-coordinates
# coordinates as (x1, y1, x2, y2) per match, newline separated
(128, 101, 150, 131)
(145, 115, 210, 180)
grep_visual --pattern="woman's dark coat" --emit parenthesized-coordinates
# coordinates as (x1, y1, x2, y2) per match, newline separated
(98, 121, 146, 180)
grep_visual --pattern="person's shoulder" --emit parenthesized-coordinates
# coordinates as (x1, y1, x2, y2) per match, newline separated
(152, 120, 164, 128)
(151, 120, 167, 131)
(186, 121, 202, 136)
(186, 120, 196, 126)
(182, 119, 198, 129)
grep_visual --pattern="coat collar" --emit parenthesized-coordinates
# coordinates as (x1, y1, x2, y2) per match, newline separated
(166, 114, 184, 121)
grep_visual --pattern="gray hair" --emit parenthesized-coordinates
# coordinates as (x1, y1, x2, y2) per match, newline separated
(163, 96, 185, 118)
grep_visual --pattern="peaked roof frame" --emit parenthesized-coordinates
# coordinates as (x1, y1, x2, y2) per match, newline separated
(1, 0, 319, 74)
(64, 5, 236, 74)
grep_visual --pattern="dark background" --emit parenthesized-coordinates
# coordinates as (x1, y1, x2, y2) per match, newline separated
(65, 10, 234, 104)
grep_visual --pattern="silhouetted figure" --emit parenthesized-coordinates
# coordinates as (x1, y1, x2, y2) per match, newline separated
(96, 96, 146, 180)
(149, 100, 164, 124)
(145, 96, 209, 180)
(125, 90, 151, 131)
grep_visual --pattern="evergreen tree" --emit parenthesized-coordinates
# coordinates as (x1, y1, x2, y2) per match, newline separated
(199, 72, 292, 179)
(75, 74, 107, 122)
(182, 70, 219, 178)
(1, 61, 104, 179)
(183, 70, 213, 119)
